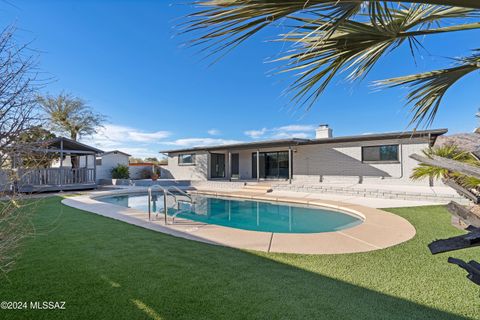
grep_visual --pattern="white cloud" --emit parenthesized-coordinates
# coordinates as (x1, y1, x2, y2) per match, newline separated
(83, 124, 170, 147)
(244, 128, 268, 139)
(270, 131, 311, 139)
(244, 124, 315, 140)
(80, 124, 171, 158)
(207, 129, 221, 136)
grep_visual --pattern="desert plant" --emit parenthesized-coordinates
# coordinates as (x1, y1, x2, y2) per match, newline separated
(111, 164, 130, 179)
(411, 144, 480, 189)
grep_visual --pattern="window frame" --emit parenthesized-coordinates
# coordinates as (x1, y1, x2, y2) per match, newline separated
(361, 144, 400, 163)
(178, 153, 196, 166)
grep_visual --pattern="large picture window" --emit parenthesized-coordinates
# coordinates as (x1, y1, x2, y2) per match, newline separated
(178, 153, 195, 165)
(362, 145, 399, 162)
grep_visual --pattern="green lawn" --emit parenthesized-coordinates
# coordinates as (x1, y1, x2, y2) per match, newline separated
(0, 196, 478, 320)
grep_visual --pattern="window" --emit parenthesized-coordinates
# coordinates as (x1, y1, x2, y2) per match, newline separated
(252, 151, 289, 179)
(95, 157, 102, 166)
(362, 145, 399, 162)
(178, 153, 195, 165)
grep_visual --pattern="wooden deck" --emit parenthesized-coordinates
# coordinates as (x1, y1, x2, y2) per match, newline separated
(17, 167, 97, 193)
(18, 183, 97, 193)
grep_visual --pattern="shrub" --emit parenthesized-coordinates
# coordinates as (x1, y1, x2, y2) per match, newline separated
(111, 164, 129, 179)
(139, 168, 153, 179)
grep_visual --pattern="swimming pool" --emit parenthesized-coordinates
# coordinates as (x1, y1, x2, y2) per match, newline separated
(97, 193, 363, 233)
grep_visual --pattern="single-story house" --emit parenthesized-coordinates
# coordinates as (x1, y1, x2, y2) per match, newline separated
(160, 126, 448, 186)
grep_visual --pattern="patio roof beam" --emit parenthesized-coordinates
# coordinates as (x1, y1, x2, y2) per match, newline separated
(228, 151, 231, 180)
(256, 150, 260, 182)
(28, 148, 98, 155)
(60, 139, 64, 191)
(288, 147, 292, 184)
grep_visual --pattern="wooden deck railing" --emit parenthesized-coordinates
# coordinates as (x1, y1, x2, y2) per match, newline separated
(18, 167, 96, 186)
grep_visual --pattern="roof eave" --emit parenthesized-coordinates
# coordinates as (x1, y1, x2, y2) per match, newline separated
(159, 129, 448, 154)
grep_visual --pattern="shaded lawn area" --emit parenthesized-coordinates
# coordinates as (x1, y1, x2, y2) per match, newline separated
(0, 197, 478, 320)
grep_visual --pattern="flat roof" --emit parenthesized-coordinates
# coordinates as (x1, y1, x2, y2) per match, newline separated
(159, 128, 448, 154)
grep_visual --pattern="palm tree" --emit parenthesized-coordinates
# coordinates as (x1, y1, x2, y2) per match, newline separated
(38, 93, 105, 141)
(183, 1, 480, 127)
(38, 93, 105, 168)
(411, 144, 480, 189)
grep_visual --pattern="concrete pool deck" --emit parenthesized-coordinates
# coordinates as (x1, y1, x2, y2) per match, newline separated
(62, 187, 417, 254)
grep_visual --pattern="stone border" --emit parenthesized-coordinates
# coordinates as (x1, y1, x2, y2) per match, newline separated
(61, 188, 416, 254)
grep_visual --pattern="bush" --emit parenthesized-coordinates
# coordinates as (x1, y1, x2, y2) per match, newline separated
(139, 168, 153, 179)
(138, 166, 161, 179)
(111, 164, 129, 179)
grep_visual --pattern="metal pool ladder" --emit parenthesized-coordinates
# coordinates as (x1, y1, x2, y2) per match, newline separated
(147, 185, 194, 224)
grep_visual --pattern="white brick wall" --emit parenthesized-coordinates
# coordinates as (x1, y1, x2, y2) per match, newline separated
(164, 152, 209, 181)
(292, 138, 434, 186)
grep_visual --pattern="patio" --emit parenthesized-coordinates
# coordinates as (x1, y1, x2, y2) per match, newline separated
(14, 137, 103, 192)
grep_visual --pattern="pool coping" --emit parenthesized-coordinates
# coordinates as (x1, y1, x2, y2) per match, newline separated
(61, 187, 416, 254)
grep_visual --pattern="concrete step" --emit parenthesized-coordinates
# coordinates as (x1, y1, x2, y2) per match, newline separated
(272, 184, 468, 203)
(243, 184, 273, 193)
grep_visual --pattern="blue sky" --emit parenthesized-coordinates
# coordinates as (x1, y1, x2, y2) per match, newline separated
(1, 0, 479, 158)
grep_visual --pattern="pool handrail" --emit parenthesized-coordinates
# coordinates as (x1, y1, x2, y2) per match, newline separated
(166, 185, 193, 201)
(147, 185, 194, 224)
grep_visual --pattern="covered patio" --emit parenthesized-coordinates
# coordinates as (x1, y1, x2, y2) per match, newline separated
(15, 137, 103, 192)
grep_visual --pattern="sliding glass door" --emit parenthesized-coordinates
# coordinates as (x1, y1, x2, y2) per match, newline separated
(231, 153, 239, 177)
(252, 151, 289, 179)
(210, 153, 225, 178)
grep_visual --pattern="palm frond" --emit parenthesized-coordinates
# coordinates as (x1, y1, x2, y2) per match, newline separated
(183, 1, 480, 125)
(376, 50, 480, 127)
(182, 0, 364, 57)
(411, 145, 480, 187)
(275, 5, 480, 109)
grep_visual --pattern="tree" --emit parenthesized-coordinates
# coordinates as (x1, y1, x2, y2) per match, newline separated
(38, 93, 105, 168)
(411, 144, 480, 189)
(409, 112, 480, 284)
(17, 126, 57, 168)
(0, 27, 40, 168)
(38, 93, 105, 141)
(184, 1, 480, 127)
(144, 157, 160, 164)
(0, 26, 42, 274)
(129, 157, 144, 164)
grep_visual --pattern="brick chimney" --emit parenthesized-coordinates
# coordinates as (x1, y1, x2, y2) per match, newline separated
(315, 124, 333, 139)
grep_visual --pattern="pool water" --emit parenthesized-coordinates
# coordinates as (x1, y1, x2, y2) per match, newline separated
(97, 193, 362, 233)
